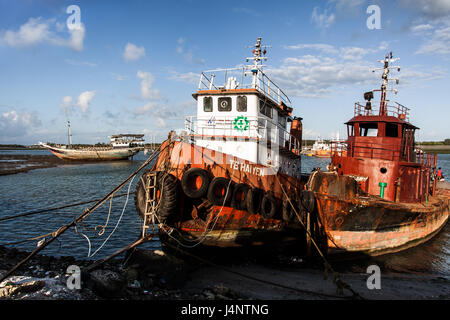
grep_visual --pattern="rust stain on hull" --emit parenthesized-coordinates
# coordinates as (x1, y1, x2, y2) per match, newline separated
(312, 172, 450, 256)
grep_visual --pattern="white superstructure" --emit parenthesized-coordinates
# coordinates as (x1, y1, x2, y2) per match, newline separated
(184, 38, 302, 178)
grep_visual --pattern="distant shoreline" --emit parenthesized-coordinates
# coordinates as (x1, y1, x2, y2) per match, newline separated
(419, 145, 450, 154)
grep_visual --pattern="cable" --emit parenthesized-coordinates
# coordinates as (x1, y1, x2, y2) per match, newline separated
(0, 192, 135, 223)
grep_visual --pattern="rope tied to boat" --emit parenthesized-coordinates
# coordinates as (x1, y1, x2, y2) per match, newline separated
(273, 172, 365, 300)
(0, 140, 173, 284)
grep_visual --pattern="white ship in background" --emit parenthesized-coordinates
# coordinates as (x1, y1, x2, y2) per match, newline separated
(40, 121, 145, 161)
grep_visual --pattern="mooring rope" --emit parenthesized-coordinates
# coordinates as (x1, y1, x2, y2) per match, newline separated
(0, 192, 135, 223)
(273, 172, 365, 300)
(0, 141, 172, 284)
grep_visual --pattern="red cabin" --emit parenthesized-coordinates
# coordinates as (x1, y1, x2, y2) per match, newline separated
(330, 53, 437, 203)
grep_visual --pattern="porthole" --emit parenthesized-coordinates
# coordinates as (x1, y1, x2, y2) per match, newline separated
(380, 167, 387, 174)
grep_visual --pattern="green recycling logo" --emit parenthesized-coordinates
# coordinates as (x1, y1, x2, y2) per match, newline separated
(233, 115, 249, 132)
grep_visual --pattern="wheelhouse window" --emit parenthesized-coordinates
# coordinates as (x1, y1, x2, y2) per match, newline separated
(203, 96, 212, 112)
(359, 123, 378, 137)
(386, 123, 399, 137)
(259, 99, 272, 118)
(278, 115, 287, 128)
(237, 96, 247, 112)
(347, 124, 355, 137)
(218, 97, 232, 112)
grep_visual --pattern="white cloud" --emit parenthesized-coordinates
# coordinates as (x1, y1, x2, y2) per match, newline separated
(137, 70, 161, 100)
(175, 38, 205, 64)
(123, 42, 146, 61)
(76, 91, 96, 113)
(401, 0, 450, 19)
(267, 41, 446, 99)
(0, 17, 85, 51)
(415, 22, 450, 55)
(60, 96, 73, 116)
(0, 110, 42, 141)
(168, 71, 200, 85)
(111, 73, 127, 81)
(411, 23, 434, 33)
(311, 6, 335, 28)
(284, 43, 338, 54)
(65, 59, 97, 67)
(155, 117, 166, 128)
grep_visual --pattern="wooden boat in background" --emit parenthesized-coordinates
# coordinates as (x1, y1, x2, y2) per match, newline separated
(40, 122, 145, 161)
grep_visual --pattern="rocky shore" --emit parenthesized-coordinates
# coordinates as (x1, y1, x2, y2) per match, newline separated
(0, 245, 448, 301)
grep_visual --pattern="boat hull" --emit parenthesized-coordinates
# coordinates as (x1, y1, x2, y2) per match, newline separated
(42, 144, 140, 161)
(139, 139, 307, 248)
(311, 172, 450, 256)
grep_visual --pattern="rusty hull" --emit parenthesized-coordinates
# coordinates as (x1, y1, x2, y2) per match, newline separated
(154, 139, 306, 248)
(311, 172, 449, 256)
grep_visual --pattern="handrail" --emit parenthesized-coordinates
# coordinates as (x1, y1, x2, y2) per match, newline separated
(331, 140, 435, 167)
(354, 101, 410, 122)
(198, 67, 292, 108)
(184, 115, 301, 153)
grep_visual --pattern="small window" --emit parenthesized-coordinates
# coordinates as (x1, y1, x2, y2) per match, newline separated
(259, 99, 272, 118)
(203, 96, 212, 112)
(237, 96, 247, 112)
(359, 123, 378, 137)
(218, 97, 232, 112)
(386, 123, 398, 137)
(278, 115, 286, 128)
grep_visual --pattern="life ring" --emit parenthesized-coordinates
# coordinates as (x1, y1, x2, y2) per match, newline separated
(134, 171, 178, 223)
(207, 177, 234, 206)
(231, 183, 250, 210)
(261, 193, 277, 219)
(181, 167, 210, 199)
(246, 188, 263, 214)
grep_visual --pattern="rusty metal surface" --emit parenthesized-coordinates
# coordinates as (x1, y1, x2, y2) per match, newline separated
(311, 171, 450, 255)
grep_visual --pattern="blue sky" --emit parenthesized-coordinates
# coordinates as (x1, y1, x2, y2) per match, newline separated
(0, 0, 449, 144)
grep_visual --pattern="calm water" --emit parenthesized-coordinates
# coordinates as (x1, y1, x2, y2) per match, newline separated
(0, 150, 448, 277)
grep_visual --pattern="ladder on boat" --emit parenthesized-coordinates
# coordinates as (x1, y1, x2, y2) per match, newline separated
(142, 171, 158, 237)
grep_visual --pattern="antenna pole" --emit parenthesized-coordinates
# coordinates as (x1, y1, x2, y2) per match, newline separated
(379, 54, 389, 116)
(67, 120, 72, 148)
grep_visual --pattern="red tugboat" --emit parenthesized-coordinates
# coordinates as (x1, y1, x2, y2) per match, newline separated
(311, 53, 449, 256)
(135, 38, 308, 248)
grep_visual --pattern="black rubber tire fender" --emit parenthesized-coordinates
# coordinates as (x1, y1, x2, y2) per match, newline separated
(181, 167, 210, 199)
(300, 190, 316, 213)
(207, 177, 234, 206)
(246, 188, 263, 214)
(282, 198, 296, 222)
(231, 183, 250, 210)
(261, 193, 277, 219)
(134, 171, 178, 223)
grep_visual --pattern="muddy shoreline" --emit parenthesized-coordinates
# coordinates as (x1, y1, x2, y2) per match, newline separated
(0, 245, 448, 301)
(0, 154, 130, 176)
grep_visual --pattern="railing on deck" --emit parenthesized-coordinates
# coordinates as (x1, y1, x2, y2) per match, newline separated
(198, 67, 292, 108)
(354, 101, 410, 122)
(331, 141, 437, 167)
(184, 115, 301, 154)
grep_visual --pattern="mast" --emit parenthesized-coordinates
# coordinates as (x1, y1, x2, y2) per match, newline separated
(67, 120, 72, 148)
(246, 37, 270, 88)
(373, 52, 400, 116)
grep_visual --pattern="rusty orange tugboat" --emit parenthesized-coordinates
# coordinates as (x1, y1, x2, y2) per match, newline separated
(135, 38, 309, 249)
(311, 53, 449, 256)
